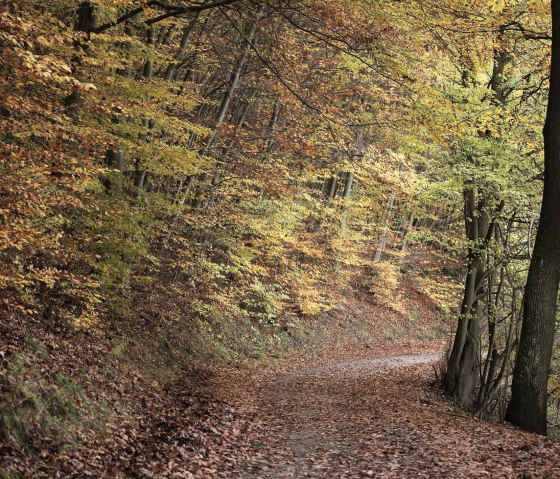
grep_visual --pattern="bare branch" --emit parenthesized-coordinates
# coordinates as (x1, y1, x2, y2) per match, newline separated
(94, 0, 240, 34)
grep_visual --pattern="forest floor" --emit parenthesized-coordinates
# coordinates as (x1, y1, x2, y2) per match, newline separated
(206, 346, 560, 479)
(6, 337, 560, 478)
(3, 249, 560, 478)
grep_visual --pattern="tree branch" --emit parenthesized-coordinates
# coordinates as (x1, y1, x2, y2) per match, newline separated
(94, 0, 240, 34)
(219, 6, 325, 116)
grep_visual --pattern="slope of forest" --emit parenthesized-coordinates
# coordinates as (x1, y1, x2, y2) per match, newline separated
(1, 0, 560, 477)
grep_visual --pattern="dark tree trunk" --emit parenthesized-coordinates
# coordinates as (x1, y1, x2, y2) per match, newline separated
(445, 188, 487, 407)
(76, 2, 97, 33)
(203, 20, 258, 151)
(133, 169, 147, 200)
(327, 175, 338, 199)
(165, 12, 201, 81)
(340, 171, 354, 232)
(445, 44, 511, 410)
(105, 149, 125, 195)
(506, 0, 560, 436)
(143, 27, 156, 79)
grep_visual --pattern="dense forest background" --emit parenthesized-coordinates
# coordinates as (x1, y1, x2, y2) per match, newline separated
(1, 0, 560, 475)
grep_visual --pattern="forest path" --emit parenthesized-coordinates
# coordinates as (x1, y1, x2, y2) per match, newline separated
(221, 354, 559, 479)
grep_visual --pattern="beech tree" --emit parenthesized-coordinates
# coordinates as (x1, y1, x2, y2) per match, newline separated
(506, 0, 560, 436)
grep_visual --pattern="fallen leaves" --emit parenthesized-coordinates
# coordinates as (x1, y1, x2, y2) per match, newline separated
(217, 355, 560, 479)
(2, 338, 559, 478)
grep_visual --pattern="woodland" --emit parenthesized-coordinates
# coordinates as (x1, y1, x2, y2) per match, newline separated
(1, 0, 560, 477)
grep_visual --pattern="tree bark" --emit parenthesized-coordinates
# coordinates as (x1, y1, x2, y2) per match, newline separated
(143, 27, 156, 79)
(203, 20, 258, 151)
(506, 0, 560, 435)
(165, 12, 201, 81)
(445, 187, 486, 407)
(327, 175, 338, 199)
(105, 149, 125, 195)
(133, 168, 147, 200)
(340, 171, 354, 232)
(445, 43, 511, 410)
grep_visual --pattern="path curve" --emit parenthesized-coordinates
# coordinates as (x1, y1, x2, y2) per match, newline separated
(228, 354, 559, 478)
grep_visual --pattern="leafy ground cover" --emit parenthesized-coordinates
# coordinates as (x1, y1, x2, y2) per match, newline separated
(2, 336, 559, 478)
(2, 250, 557, 478)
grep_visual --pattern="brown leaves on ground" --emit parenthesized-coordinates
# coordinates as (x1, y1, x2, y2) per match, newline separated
(220, 355, 560, 478)
(2, 345, 560, 478)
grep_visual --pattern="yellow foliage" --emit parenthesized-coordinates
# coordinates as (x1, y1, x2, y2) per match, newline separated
(369, 261, 399, 300)
(414, 275, 462, 315)
(550, 376, 560, 399)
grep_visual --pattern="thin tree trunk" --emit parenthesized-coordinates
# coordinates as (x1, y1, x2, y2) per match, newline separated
(133, 169, 147, 200)
(143, 27, 156, 79)
(165, 175, 196, 243)
(340, 171, 354, 232)
(203, 20, 258, 151)
(373, 194, 395, 263)
(400, 211, 414, 252)
(165, 12, 201, 81)
(327, 175, 338, 199)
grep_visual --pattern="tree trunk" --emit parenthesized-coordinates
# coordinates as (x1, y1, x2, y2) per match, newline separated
(506, 0, 560, 435)
(133, 169, 147, 200)
(373, 194, 395, 263)
(203, 20, 258, 151)
(76, 2, 97, 33)
(340, 171, 354, 232)
(143, 27, 156, 79)
(165, 12, 201, 81)
(327, 175, 338, 199)
(266, 96, 281, 154)
(400, 211, 414, 252)
(445, 187, 485, 407)
(165, 175, 196, 244)
(105, 149, 125, 195)
(445, 44, 511, 410)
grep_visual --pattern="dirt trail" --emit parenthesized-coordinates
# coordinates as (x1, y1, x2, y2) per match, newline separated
(224, 354, 560, 479)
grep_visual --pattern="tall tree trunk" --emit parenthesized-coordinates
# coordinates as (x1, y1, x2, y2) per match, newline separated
(203, 20, 258, 151)
(445, 187, 486, 407)
(105, 149, 125, 195)
(133, 168, 147, 200)
(373, 194, 395, 263)
(327, 175, 339, 199)
(165, 11, 201, 81)
(506, 0, 560, 435)
(190, 17, 259, 209)
(265, 96, 281, 154)
(164, 175, 196, 244)
(76, 2, 97, 33)
(340, 171, 354, 232)
(400, 211, 414, 252)
(143, 27, 156, 79)
(445, 45, 511, 410)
